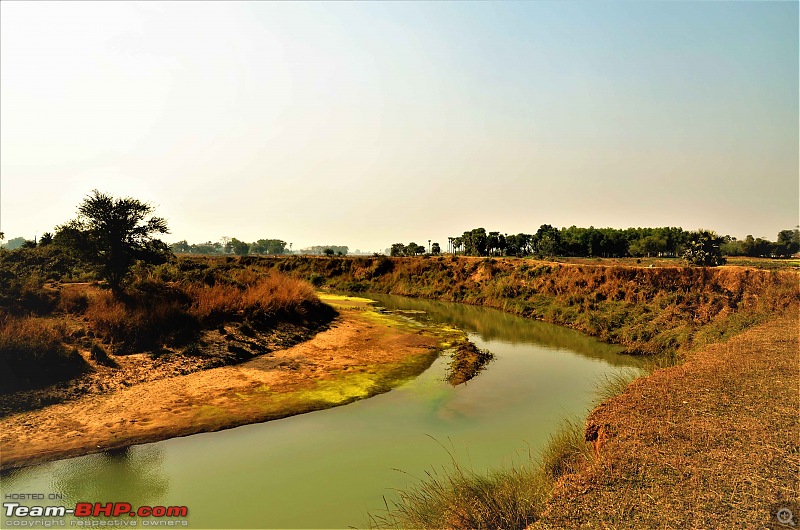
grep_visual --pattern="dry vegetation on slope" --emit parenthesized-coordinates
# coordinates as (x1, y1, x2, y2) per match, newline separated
(534, 314, 799, 529)
(0, 250, 333, 413)
(235, 254, 798, 359)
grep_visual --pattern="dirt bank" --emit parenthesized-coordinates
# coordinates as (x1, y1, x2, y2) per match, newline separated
(239, 255, 799, 357)
(0, 295, 458, 471)
(533, 313, 799, 528)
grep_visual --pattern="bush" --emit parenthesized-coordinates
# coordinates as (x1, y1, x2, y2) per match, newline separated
(0, 317, 89, 393)
(184, 272, 320, 325)
(85, 283, 197, 351)
(683, 230, 726, 267)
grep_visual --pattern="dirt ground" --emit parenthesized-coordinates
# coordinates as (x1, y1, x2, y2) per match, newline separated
(533, 313, 799, 529)
(0, 295, 450, 471)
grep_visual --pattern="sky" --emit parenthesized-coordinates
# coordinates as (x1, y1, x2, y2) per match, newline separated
(1, 1, 797, 252)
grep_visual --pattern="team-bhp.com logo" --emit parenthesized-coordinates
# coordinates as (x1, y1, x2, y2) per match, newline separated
(4, 502, 188, 518)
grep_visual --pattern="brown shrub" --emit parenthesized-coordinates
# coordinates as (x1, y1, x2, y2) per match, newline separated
(58, 286, 90, 314)
(185, 272, 318, 323)
(0, 316, 88, 393)
(84, 286, 196, 351)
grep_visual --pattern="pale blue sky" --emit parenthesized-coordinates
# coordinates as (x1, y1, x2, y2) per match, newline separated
(1, 1, 797, 251)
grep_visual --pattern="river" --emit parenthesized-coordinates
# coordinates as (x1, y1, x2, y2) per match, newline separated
(2, 294, 641, 528)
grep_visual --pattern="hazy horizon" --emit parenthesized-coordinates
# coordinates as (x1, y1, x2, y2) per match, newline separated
(2, 2, 798, 252)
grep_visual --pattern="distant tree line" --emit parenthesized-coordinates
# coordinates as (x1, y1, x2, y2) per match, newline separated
(390, 242, 440, 257)
(301, 245, 349, 256)
(170, 238, 288, 256)
(425, 225, 800, 259)
(720, 230, 800, 258)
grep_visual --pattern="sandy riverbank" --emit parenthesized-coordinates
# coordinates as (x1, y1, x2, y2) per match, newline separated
(0, 295, 459, 471)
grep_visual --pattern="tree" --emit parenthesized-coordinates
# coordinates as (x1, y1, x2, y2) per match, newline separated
(190, 241, 221, 254)
(324, 248, 335, 256)
(431, 242, 441, 255)
(776, 229, 800, 257)
(250, 239, 287, 255)
(452, 236, 463, 255)
(534, 224, 561, 257)
(55, 190, 171, 292)
(229, 238, 250, 256)
(171, 240, 191, 254)
(405, 242, 425, 256)
(390, 243, 405, 257)
(39, 232, 53, 246)
(683, 230, 725, 267)
(3, 237, 26, 250)
(487, 231, 500, 256)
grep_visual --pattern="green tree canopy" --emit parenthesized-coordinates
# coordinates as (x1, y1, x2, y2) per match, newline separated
(683, 230, 725, 267)
(54, 190, 171, 291)
(390, 243, 405, 257)
(229, 238, 250, 256)
(775, 229, 800, 257)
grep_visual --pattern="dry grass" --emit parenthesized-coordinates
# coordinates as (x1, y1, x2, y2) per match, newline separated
(57, 285, 90, 314)
(446, 341, 494, 386)
(370, 440, 549, 529)
(1, 256, 328, 396)
(370, 420, 594, 529)
(592, 368, 647, 407)
(534, 314, 800, 529)
(84, 287, 194, 350)
(245, 255, 799, 358)
(79, 269, 319, 351)
(0, 316, 88, 393)
(184, 272, 318, 322)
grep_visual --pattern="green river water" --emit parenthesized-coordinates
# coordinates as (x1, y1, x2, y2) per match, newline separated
(1, 294, 641, 529)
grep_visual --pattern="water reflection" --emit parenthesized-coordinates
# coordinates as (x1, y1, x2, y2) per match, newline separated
(367, 293, 634, 366)
(52, 446, 169, 506)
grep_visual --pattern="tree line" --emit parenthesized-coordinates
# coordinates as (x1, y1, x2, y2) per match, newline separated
(170, 238, 288, 256)
(168, 240, 350, 257)
(388, 225, 799, 261)
(390, 242, 440, 257)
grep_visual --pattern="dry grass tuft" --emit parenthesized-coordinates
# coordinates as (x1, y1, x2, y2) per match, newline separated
(371, 421, 593, 529)
(370, 444, 548, 529)
(81, 270, 321, 351)
(84, 287, 194, 351)
(185, 272, 318, 323)
(0, 316, 88, 393)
